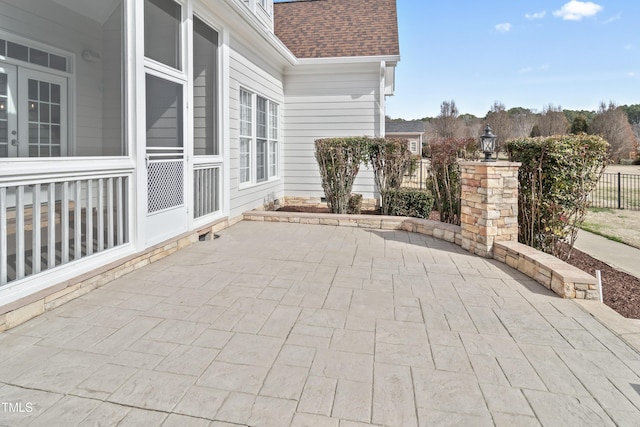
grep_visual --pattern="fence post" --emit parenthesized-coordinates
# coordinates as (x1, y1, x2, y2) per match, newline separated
(618, 172, 621, 210)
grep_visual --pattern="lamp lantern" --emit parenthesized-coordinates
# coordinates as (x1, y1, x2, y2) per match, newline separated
(480, 125, 497, 162)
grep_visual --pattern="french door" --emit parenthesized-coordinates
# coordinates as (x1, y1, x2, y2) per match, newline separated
(0, 63, 67, 158)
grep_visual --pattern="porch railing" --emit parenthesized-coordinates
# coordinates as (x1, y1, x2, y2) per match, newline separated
(194, 164, 221, 218)
(1, 170, 130, 286)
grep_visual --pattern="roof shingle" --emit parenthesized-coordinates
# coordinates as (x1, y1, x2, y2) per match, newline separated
(274, 0, 400, 59)
(385, 120, 426, 133)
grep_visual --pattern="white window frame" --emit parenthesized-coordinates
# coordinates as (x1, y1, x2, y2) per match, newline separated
(257, 0, 270, 14)
(239, 87, 279, 187)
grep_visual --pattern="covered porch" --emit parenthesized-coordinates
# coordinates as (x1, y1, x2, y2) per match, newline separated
(1, 0, 225, 304)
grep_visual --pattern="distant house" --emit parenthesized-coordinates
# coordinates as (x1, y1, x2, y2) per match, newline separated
(385, 120, 426, 155)
(0, 0, 399, 319)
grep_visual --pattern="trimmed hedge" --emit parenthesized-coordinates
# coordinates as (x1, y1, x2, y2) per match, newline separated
(315, 137, 369, 214)
(505, 134, 608, 259)
(427, 137, 475, 225)
(385, 188, 434, 219)
(365, 138, 412, 215)
(314, 136, 412, 215)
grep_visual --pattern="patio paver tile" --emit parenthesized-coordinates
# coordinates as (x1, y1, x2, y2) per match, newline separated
(260, 364, 309, 400)
(290, 412, 339, 427)
(331, 379, 372, 423)
(173, 385, 228, 419)
(214, 391, 255, 425)
(80, 402, 131, 426)
(28, 395, 101, 427)
(108, 369, 195, 412)
(523, 389, 616, 426)
(372, 363, 417, 426)
(197, 360, 269, 394)
(74, 363, 138, 399)
(297, 375, 337, 416)
(154, 344, 219, 376)
(143, 318, 209, 346)
(310, 349, 373, 382)
(215, 333, 284, 367)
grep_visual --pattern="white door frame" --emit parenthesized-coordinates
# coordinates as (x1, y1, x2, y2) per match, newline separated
(0, 63, 68, 158)
(1, 63, 18, 157)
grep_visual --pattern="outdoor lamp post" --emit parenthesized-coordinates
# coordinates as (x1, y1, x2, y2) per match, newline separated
(480, 125, 497, 162)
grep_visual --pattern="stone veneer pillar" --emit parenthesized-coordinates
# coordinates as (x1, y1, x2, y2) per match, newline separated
(460, 161, 521, 258)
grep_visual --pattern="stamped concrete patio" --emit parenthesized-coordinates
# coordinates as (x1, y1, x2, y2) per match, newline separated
(1, 221, 640, 426)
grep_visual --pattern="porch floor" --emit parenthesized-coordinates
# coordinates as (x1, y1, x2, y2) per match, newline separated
(1, 221, 640, 426)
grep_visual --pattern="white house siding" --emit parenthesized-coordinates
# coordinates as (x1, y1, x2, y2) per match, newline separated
(0, 0, 122, 156)
(227, 36, 285, 219)
(282, 62, 383, 200)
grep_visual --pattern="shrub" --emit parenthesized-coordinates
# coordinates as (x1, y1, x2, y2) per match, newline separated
(385, 188, 434, 219)
(505, 134, 608, 260)
(315, 137, 369, 214)
(427, 137, 475, 225)
(347, 193, 363, 214)
(365, 138, 412, 215)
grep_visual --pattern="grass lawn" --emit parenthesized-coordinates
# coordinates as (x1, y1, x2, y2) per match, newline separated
(581, 207, 640, 249)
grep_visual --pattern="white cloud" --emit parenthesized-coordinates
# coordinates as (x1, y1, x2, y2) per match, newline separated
(629, 72, 637, 78)
(625, 44, 633, 50)
(525, 11, 546, 20)
(495, 23, 512, 33)
(604, 14, 621, 24)
(553, 1, 603, 21)
(519, 64, 550, 74)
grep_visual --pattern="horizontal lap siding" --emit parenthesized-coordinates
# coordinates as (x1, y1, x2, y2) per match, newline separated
(228, 40, 285, 218)
(283, 64, 381, 199)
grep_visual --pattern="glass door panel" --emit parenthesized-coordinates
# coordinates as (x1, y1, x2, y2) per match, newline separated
(19, 69, 67, 157)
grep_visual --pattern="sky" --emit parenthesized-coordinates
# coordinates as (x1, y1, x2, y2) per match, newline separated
(386, 0, 640, 119)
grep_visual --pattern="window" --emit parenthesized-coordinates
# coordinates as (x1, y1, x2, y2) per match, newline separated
(0, 39, 68, 72)
(269, 103, 278, 177)
(239, 88, 279, 185)
(192, 17, 218, 156)
(144, 0, 182, 70)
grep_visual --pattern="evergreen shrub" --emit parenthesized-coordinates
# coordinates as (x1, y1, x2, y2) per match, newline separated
(385, 188, 434, 219)
(314, 137, 369, 214)
(505, 134, 608, 259)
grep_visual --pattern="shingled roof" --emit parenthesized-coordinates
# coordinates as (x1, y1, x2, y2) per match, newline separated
(386, 120, 426, 134)
(274, 0, 400, 59)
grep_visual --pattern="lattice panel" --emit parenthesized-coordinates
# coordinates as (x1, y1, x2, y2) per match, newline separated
(147, 160, 184, 213)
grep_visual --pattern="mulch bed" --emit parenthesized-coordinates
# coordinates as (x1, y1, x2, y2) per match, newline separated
(564, 249, 640, 320)
(277, 205, 640, 320)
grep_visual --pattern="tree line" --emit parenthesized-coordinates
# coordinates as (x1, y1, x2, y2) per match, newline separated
(388, 101, 640, 162)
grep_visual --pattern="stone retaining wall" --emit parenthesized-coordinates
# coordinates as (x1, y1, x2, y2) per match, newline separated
(494, 240, 599, 299)
(282, 196, 379, 211)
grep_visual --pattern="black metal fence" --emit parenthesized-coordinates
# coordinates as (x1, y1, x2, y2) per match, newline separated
(590, 172, 640, 211)
(403, 163, 640, 211)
